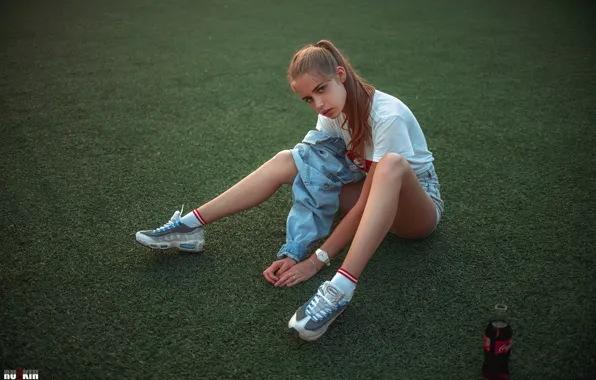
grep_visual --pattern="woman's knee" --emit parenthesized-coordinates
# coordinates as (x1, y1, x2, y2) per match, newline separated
(272, 150, 292, 162)
(271, 150, 298, 184)
(376, 153, 410, 180)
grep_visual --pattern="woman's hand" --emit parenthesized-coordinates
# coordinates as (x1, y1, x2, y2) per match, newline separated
(263, 257, 297, 284)
(273, 258, 321, 287)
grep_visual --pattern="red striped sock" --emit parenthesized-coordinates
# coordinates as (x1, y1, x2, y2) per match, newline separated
(331, 268, 358, 297)
(192, 209, 207, 226)
(337, 267, 359, 284)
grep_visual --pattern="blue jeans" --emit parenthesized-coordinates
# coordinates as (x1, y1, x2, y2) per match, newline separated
(416, 164, 444, 225)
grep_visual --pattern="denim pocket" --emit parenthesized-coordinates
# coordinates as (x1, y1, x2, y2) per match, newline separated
(298, 146, 340, 189)
(304, 165, 338, 189)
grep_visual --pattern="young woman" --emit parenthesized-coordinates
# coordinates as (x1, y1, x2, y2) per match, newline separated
(136, 40, 444, 342)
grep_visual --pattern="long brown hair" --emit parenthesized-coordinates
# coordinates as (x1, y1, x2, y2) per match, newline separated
(288, 39, 375, 162)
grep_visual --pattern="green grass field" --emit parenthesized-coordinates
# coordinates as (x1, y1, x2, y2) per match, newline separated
(1, 0, 595, 379)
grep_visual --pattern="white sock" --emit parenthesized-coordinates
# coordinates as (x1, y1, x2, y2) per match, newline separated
(331, 268, 358, 299)
(180, 209, 206, 228)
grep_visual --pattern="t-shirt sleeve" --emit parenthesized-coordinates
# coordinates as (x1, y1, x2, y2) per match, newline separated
(372, 116, 414, 161)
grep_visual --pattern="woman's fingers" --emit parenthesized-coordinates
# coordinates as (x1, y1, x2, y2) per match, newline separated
(275, 271, 294, 287)
(263, 269, 273, 282)
(276, 261, 292, 276)
(285, 275, 302, 287)
(275, 271, 304, 287)
(263, 267, 276, 283)
(263, 269, 275, 283)
(263, 261, 283, 283)
(271, 259, 313, 287)
(274, 272, 288, 287)
(286, 264, 318, 287)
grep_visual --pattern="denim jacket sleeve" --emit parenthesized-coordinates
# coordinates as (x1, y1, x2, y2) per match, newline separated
(276, 130, 366, 262)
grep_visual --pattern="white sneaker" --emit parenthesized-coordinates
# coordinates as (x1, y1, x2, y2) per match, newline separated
(135, 207, 204, 253)
(288, 281, 351, 341)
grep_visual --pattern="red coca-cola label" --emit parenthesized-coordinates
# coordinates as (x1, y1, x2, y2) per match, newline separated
(494, 338, 513, 355)
(483, 335, 512, 354)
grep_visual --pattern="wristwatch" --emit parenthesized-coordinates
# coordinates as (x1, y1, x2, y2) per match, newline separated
(315, 249, 331, 266)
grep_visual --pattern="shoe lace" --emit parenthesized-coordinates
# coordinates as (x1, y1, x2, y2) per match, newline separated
(305, 285, 346, 322)
(152, 205, 184, 233)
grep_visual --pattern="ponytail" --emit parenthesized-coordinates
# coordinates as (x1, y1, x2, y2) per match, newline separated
(288, 40, 375, 162)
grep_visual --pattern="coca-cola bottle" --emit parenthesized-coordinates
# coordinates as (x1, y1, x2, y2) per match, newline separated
(482, 304, 513, 379)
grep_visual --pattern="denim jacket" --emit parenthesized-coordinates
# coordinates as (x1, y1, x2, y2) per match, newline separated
(276, 130, 366, 262)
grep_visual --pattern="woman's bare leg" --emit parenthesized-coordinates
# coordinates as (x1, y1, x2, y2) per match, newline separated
(196, 150, 298, 224)
(287, 154, 438, 341)
(341, 153, 437, 278)
(338, 180, 365, 215)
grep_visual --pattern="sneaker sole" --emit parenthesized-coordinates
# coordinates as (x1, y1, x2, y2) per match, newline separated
(135, 233, 204, 253)
(288, 309, 345, 342)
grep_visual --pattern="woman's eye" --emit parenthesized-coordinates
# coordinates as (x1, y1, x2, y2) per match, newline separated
(317, 86, 325, 93)
(304, 98, 312, 104)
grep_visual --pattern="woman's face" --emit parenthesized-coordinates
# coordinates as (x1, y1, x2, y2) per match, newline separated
(291, 67, 347, 119)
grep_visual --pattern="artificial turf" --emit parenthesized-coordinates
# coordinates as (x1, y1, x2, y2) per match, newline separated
(1, 0, 595, 378)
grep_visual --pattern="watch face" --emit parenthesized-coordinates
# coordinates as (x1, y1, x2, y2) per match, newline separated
(317, 250, 328, 262)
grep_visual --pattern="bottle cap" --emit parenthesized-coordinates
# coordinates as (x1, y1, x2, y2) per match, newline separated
(494, 304, 508, 313)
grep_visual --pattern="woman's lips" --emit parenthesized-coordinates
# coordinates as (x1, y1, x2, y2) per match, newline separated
(322, 109, 332, 117)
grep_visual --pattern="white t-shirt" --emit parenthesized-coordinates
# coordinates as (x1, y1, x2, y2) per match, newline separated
(315, 90, 434, 174)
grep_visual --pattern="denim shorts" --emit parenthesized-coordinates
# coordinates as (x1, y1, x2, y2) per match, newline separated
(417, 164, 444, 225)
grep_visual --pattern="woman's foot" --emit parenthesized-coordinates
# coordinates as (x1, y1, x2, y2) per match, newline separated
(288, 281, 351, 341)
(135, 208, 205, 253)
